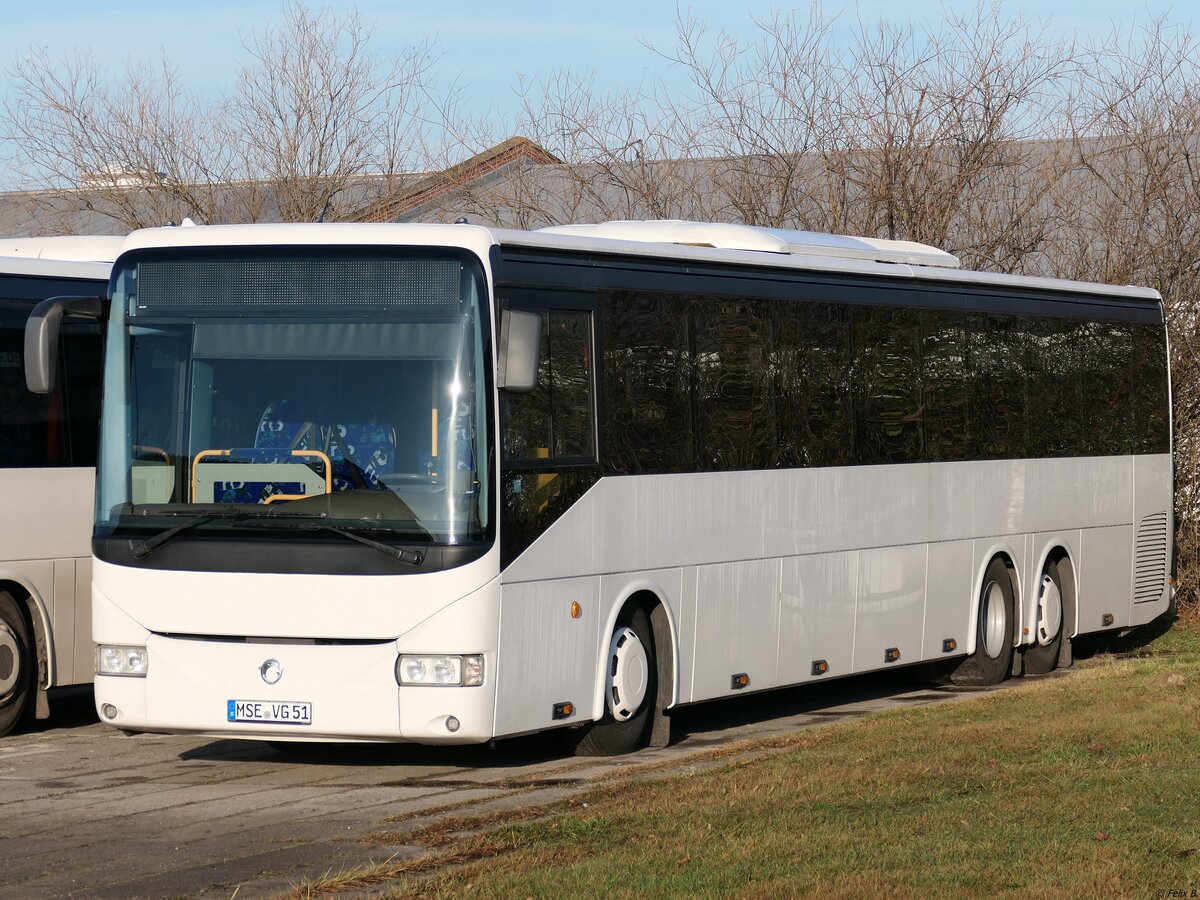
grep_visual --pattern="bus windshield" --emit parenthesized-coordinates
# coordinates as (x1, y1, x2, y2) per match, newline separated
(95, 247, 493, 546)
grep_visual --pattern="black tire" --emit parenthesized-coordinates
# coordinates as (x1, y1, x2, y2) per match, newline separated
(1024, 558, 1066, 675)
(0, 592, 34, 738)
(950, 558, 1015, 686)
(571, 605, 657, 757)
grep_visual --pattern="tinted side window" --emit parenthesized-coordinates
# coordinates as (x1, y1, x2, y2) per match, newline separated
(503, 309, 595, 464)
(774, 301, 854, 467)
(600, 291, 695, 474)
(502, 313, 552, 461)
(692, 297, 776, 470)
(967, 313, 1028, 459)
(921, 309, 968, 462)
(597, 282, 1165, 472)
(854, 305, 923, 464)
(1025, 316, 1086, 458)
(500, 307, 600, 566)
(1132, 323, 1171, 454)
(500, 466, 600, 567)
(548, 311, 594, 457)
(1079, 320, 1134, 456)
(602, 290, 860, 473)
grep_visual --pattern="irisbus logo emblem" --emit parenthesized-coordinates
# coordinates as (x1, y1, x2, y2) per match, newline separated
(260, 659, 283, 685)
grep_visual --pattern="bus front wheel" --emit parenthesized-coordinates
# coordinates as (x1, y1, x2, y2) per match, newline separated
(951, 558, 1016, 686)
(571, 605, 657, 756)
(0, 592, 34, 738)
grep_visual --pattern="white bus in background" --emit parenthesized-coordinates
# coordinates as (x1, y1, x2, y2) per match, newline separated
(26, 221, 1172, 754)
(0, 235, 122, 737)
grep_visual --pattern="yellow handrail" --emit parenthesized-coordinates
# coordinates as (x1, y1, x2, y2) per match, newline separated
(190, 448, 333, 503)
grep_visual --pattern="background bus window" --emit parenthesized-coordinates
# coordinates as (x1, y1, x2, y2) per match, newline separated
(0, 304, 100, 467)
(60, 321, 103, 466)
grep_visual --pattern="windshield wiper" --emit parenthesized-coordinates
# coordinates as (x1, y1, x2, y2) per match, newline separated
(129, 509, 251, 559)
(242, 520, 425, 566)
(318, 525, 426, 566)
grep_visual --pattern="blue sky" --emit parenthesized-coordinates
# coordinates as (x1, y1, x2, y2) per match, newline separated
(0, 1, 1193, 188)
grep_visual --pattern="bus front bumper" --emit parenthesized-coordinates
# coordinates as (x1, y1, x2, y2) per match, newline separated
(93, 635, 498, 744)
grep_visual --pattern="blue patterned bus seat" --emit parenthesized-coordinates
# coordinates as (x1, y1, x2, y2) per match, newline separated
(420, 417, 476, 476)
(327, 422, 396, 490)
(255, 400, 319, 451)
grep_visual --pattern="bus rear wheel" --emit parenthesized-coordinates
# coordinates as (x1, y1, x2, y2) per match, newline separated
(0, 592, 34, 738)
(951, 558, 1015, 686)
(1024, 558, 1066, 675)
(571, 605, 657, 757)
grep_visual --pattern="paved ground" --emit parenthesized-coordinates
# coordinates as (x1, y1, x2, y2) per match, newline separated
(0, 672, 1032, 898)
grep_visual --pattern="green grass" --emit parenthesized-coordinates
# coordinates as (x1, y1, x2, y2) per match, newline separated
(297, 617, 1200, 898)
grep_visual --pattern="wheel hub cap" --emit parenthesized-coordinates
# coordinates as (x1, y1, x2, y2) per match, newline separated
(982, 582, 1006, 659)
(606, 626, 649, 721)
(0, 622, 19, 698)
(1036, 573, 1062, 646)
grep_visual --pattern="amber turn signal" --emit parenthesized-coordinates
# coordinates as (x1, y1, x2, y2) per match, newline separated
(552, 701, 574, 720)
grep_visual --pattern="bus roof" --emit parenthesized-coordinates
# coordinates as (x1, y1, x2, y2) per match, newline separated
(114, 221, 1163, 303)
(0, 254, 113, 282)
(0, 234, 125, 264)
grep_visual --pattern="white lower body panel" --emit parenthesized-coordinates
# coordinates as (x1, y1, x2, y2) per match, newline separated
(492, 455, 1173, 736)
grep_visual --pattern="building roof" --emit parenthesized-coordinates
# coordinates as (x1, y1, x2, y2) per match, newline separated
(356, 137, 561, 224)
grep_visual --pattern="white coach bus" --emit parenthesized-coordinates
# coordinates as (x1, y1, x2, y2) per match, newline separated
(25, 221, 1172, 754)
(0, 235, 122, 737)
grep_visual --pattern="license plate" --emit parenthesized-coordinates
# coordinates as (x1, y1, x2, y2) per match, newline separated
(227, 699, 312, 725)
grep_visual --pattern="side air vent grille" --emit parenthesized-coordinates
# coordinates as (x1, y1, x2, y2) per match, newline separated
(1133, 512, 1169, 603)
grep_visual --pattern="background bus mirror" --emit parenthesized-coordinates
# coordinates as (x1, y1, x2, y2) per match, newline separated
(24, 295, 105, 394)
(497, 308, 542, 393)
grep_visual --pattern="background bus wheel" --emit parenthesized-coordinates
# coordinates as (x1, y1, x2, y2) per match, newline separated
(1024, 558, 1065, 675)
(572, 605, 657, 757)
(0, 592, 34, 738)
(951, 558, 1015, 686)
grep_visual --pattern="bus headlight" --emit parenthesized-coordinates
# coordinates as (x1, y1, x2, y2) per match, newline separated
(396, 654, 483, 687)
(97, 645, 149, 677)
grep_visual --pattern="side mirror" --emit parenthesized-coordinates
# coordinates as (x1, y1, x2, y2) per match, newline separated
(497, 308, 542, 393)
(25, 295, 105, 393)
